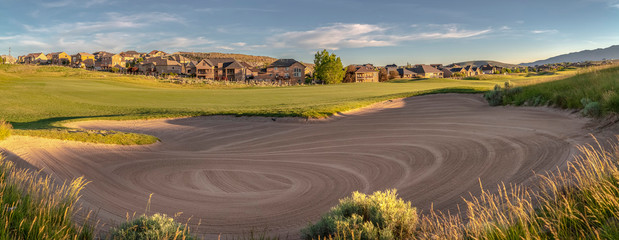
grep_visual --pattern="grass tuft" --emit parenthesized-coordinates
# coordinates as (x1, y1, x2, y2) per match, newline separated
(0, 120, 11, 141)
(0, 155, 93, 239)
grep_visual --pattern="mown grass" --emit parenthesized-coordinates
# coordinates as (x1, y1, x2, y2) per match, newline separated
(0, 65, 575, 144)
(502, 65, 619, 115)
(12, 129, 159, 145)
(0, 156, 93, 239)
(309, 138, 619, 239)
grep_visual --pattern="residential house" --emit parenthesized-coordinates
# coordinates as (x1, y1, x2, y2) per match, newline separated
(397, 68, 417, 78)
(168, 55, 191, 64)
(1, 55, 17, 64)
(95, 53, 124, 70)
(240, 62, 260, 78)
(119, 51, 142, 62)
(147, 50, 167, 58)
(463, 65, 478, 76)
(441, 68, 453, 78)
(352, 66, 378, 82)
(480, 64, 496, 74)
(48, 52, 71, 65)
(22, 53, 48, 64)
(140, 56, 182, 75)
(183, 61, 198, 76)
(72, 52, 95, 68)
(266, 59, 306, 84)
(411, 64, 444, 78)
(195, 58, 246, 81)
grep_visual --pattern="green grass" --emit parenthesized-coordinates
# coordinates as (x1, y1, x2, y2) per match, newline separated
(502, 65, 619, 115)
(0, 120, 11, 141)
(0, 65, 578, 144)
(0, 156, 93, 239)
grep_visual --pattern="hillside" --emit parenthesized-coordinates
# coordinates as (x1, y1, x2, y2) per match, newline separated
(451, 60, 520, 68)
(521, 45, 619, 66)
(176, 52, 278, 67)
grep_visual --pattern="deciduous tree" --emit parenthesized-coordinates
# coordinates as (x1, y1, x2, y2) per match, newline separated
(314, 49, 345, 84)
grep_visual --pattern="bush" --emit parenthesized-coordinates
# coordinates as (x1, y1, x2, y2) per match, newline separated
(483, 81, 522, 107)
(111, 213, 195, 240)
(0, 120, 11, 141)
(581, 98, 601, 117)
(484, 84, 504, 106)
(301, 189, 417, 240)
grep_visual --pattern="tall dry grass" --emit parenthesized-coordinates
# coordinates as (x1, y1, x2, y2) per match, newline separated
(417, 137, 619, 239)
(0, 120, 11, 141)
(0, 156, 93, 239)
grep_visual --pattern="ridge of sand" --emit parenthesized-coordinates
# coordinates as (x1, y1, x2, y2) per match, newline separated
(0, 94, 611, 239)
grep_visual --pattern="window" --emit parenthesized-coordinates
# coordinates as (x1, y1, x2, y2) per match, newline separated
(286, 67, 289, 71)
(274, 67, 278, 71)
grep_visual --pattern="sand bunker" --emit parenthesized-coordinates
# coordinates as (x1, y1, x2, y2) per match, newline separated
(0, 94, 605, 239)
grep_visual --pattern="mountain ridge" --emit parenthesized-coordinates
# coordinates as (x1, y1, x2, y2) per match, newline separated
(520, 45, 619, 66)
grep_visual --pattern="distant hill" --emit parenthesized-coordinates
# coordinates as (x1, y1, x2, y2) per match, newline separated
(450, 60, 520, 68)
(176, 52, 278, 67)
(521, 45, 619, 66)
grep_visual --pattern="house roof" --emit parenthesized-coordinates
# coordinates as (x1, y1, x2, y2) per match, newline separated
(354, 67, 376, 73)
(240, 62, 253, 68)
(450, 67, 463, 72)
(78, 52, 94, 57)
(398, 68, 415, 75)
(412, 64, 442, 74)
(208, 58, 245, 69)
(268, 59, 301, 68)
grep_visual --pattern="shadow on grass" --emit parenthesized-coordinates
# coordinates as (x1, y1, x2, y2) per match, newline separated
(10, 115, 125, 130)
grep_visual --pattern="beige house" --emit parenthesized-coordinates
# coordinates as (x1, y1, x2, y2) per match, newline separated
(195, 58, 246, 81)
(139, 56, 182, 75)
(95, 53, 124, 70)
(265, 59, 306, 84)
(72, 52, 95, 68)
(147, 50, 167, 58)
(119, 51, 142, 62)
(21, 53, 48, 64)
(49, 52, 71, 65)
(352, 66, 379, 82)
(1, 55, 17, 64)
(412, 65, 444, 78)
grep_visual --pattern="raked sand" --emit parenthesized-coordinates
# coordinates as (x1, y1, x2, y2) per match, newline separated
(0, 94, 610, 239)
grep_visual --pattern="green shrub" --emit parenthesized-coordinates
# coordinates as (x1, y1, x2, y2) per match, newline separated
(483, 84, 504, 106)
(301, 189, 417, 240)
(0, 120, 11, 141)
(111, 213, 195, 240)
(581, 98, 601, 117)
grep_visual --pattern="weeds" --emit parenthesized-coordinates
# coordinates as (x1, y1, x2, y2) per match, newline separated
(0, 120, 11, 141)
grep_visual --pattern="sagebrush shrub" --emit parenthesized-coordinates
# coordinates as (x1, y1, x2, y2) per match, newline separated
(581, 98, 601, 117)
(111, 214, 195, 240)
(301, 189, 417, 240)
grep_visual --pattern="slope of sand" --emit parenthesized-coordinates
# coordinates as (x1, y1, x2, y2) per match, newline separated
(0, 94, 605, 239)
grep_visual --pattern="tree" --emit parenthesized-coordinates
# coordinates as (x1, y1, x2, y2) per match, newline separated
(1, 57, 5, 64)
(314, 49, 345, 84)
(343, 65, 357, 83)
(389, 70, 399, 80)
(378, 68, 389, 82)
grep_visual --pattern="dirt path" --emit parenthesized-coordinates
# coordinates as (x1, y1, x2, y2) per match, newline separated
(0, 94, 606, 239)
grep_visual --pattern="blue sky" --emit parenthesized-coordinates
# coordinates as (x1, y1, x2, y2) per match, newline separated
(1, 0, 618, 65)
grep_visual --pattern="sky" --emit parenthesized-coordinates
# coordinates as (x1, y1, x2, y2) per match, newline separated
(1, 0, 619, 65)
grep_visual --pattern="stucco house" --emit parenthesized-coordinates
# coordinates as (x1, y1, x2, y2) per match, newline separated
(49, 52, 71, 65)
(21, 53, 48, 64)
(351, 66, 379, 82)
(266, 59, 306, 84)
(72, 52, 95, 68)
(194, 58, 246, 81)
(411, 64, 444, 78)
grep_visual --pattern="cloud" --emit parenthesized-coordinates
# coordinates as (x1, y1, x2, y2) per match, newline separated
(195, 7, 278, 13)
(0, 36, 18, 40)
(42, 0, 108, 8)
(24, 12, 182, 34)
(531, 29, 558, 34)
(270, 23, 492, 50)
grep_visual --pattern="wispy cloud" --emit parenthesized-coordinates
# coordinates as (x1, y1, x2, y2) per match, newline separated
(23, 12, 183, 34)
(531, 29, 558, 34)
(42, 0, 109, 8)
(270, 23, 491, 50)
(195, 7, 278, 13)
